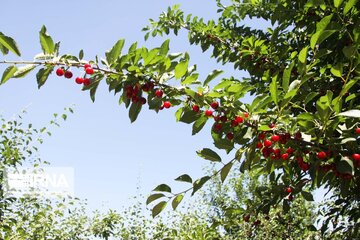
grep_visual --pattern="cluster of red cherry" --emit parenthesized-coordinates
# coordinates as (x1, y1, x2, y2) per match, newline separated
(191, 101, 249, 141)
(55, 63, 95, 86)
(123, 82, 171, 109)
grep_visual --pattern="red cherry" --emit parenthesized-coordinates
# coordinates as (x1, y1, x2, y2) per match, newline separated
(142, 82, 154, 92)
(155, 89, 163, 98)
(286, 147, 294, 154)
(210, 101, 219, 109)
(75, 77, 83, 84)
(354, 159, 360, 168)
(220, 116, 228, 122)
(84, 63, 91, 69)
(226, 132, 234, 140)
(244, 112, 249, 118)
(163, 101, 171, 108)
(341, 174, 352, 180)
(300, 162, 310, 171)
(258, 133, 266, 140)
(140, 97, 147, 105)
(256, 142, 263, 148)
(56, 68, 64, 76)
(253, 220, 261, 226)
(352, 153, 360, 161)
(213, 123, 222, 132)
(192, 105, 200, 112)
(285, 187, 292, 193)
(272, 149, 281, 160)
(271, 135, 280, 142)
(231, 119, 239, 127)
(294, 131, 302, 140)
(356, 128, 360, 134)
(132, 96, 139, 103)
(264, 140, 272, 148)
(205, 109, 213, 117)
(133, 83, 140, 95)
(83, 78, 90, 86)
(235, 116, 244, 124)
(141, 83, 149, 92)
(64, 70, 73, 79)
(85, 67, 94, 75)
(262, 147, 273, 158)
(281, 153, 289, 160)
(317, 151, 327, 160)
(269, 123, 276, 128)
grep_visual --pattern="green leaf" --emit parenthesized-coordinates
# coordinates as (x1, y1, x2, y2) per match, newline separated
(146, 193, 165, 205)
(128, 102, 142, 123)
(0, 42, 9, 55)
(310, 31, 321, 50)
(270, 74, 278, 105)
(79, 49, 84, 60)
(192, 115, 208, 135)
(143, 48, 159, 66)
(197, 148, 222, 162)
(330, 62, 343, 77)
(282, 62, 294, 92)
(343, 0, 357, 14)
(13, 64, 37, 78)
(203, 69, 223, 86)
(106, 39, 125, 64)
(297, 112, 315, 121)
(316, 14, 333, 32)
(159, 39, 170, 55)
(227, 83, 242, 93)
(171, 194, 184, 210)
(316, 93, 331, 121)
(182, 74, 199, 85)
(36, 66, 54, 89)
(175, 107, 183, 121)
(212, 132, 234, 151)
(1, 65, 17, 84)
(0, 32, 21, 56)
(153, 184, 172, 193)
(334, 0, 344, 7)
(175, 61, 188, 79)
(301, 191, 314, 201)
(258, 125, 272, 131)
(192, 176, 210, 195)
(338, 109, 360, 118)
(39, 25, 55, 54)
(342, 45, 356, 59)
(175, 174, 192, 183)
(298, 47, 308, 64)
(305, 92, 319, 104)
(340, 78, 357, 96)
(317, 30, 337, 46)
(220, 162, 233, 183)
(336, 159, 354, 174)
(152, 201, 167, 218)
(180, 110, 198, 124)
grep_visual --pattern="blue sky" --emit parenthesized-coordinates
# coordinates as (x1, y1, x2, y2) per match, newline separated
(0, 0, 267, 211)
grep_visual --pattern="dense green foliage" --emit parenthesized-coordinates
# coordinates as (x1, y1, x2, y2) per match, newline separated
(0, 0, 360, 238)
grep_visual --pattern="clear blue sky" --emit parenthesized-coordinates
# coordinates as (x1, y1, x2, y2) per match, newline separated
(0, 0, 272, 211)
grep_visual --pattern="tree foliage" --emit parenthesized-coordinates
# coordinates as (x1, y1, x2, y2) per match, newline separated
(0, 0, 360, 238)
